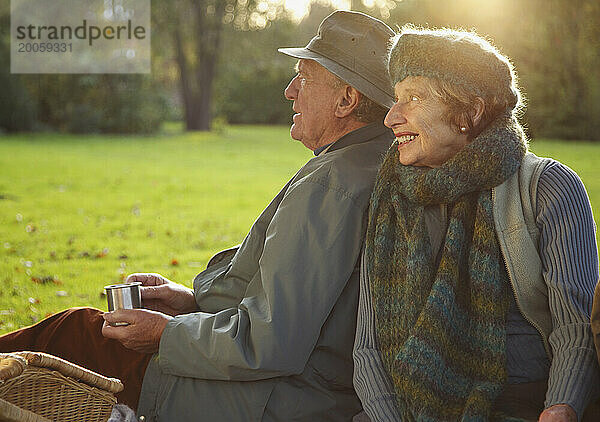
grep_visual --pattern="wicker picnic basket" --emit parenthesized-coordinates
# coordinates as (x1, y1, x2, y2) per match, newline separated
(0, 351, 123, 422)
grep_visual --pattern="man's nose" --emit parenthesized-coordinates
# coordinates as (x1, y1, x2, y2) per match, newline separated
(384, 103, 407, 129)
(284, 76, 299, 100)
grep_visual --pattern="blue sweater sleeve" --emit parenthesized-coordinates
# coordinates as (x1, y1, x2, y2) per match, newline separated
(536, 160, 600, 419)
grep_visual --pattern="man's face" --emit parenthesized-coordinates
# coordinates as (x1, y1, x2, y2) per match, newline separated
(284, 59, 343, 151)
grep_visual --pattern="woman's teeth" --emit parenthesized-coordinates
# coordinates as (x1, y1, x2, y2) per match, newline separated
(396, 134, 418, 145)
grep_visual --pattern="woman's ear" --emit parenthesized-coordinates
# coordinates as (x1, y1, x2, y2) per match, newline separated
(470, 97, 486, 128)
(335, 86, 361, 118)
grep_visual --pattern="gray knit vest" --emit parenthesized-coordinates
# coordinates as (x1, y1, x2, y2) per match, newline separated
(492, 152, 553, 357)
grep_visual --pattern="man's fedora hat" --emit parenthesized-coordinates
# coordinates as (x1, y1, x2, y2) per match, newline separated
(279, 10, 395, 108)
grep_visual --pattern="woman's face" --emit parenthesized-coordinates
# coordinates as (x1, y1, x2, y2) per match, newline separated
(384, 76, 470, 168)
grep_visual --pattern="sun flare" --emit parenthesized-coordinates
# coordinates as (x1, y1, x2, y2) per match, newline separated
(282, 0, 352, 22)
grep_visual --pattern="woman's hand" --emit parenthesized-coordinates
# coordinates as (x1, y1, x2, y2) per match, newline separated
(127, 273, 198, 316)
(538, 404, 577, 422)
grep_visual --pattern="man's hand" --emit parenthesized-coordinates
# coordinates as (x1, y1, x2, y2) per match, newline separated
(127, 273, 198, 316)
(538, 404, 577, 422)
(102, 309, 173, 354)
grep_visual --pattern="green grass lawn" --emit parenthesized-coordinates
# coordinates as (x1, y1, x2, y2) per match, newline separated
(1, 126, 599, 334)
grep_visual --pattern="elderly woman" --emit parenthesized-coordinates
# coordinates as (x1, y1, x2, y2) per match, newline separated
(353, 27, 600, 422)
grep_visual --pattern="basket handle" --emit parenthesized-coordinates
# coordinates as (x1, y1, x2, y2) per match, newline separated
(15, 352, 124, 394)
(0, 354, 26, 382)
(0, 397, 51, 422)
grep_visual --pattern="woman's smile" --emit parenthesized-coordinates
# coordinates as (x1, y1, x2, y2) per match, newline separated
(395, 132, 419, 147)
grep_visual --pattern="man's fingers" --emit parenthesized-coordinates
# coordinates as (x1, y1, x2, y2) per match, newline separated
(103, 309, 138, 325)
(101, 319, 128, 339)
(125, 273, 148, 283)
(126, 273, 167, 286)
(140, 284, 169, 300)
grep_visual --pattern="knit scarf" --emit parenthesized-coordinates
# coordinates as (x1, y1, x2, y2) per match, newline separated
(365, 114, 527, 421)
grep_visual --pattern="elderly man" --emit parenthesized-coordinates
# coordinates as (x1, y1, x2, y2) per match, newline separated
(0, 11, 394, 421)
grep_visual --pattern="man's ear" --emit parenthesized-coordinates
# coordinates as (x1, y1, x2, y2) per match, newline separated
(335, 86, 360, 118)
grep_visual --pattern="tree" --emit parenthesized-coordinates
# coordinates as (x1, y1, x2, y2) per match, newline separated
(158, 0, 287, 131)
(174, 1, 226, 131)
(0, 2, 38, 132)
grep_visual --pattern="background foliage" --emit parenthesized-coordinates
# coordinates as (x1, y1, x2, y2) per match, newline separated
(1, 0, 598, 139)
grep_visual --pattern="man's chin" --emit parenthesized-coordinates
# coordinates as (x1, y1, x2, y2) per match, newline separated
(289, 124, 302, 142)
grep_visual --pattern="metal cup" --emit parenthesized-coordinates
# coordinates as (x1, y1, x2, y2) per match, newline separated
(104, 282, 142, 326)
